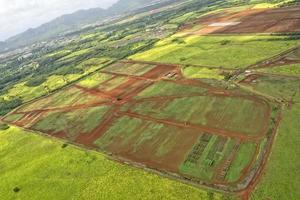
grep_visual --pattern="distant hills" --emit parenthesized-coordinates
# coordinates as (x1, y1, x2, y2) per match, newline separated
(0, 0, 171, 52)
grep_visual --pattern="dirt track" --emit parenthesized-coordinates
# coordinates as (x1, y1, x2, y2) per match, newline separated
(2, 60, 281, 199)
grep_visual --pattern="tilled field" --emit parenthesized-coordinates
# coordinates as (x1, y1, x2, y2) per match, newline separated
(181, 6, 300, 35)
(2, 60, 280, 194)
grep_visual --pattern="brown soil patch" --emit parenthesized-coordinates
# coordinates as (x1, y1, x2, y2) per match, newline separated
(182, 6, 300, 35)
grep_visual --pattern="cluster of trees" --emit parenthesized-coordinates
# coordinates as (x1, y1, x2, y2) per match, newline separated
(0, 98, 23, 116)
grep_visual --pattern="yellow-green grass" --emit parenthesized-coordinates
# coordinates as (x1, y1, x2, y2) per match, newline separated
(251, 3, 277, 9)
(103, 62, 156, 76)
(0, 126, 237, 200)
(250, 0, 295, 8)
(58, 48, 92, 62)
(2, 72, 96, 102)
(183, 66, 225, 80)
(241, 75, 300, 102)
(78, 73, 114, 88)
(1, 57, 110, 112)
(97, 76, 129, 91)
(20, 87, 101, 112)
(258, 64, 300, 77)
(77, 57, 111, 74)
(129, 35, 300, 69)
(251, 102, 300, 200)
(44, 49, 72, 58)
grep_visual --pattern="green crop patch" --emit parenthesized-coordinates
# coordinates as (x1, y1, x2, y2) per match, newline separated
(135, 81, 207, 99)
(3, 1, 300, 199)
(130, 35, 300, 69)
(102, 61, 157, 76)
(32, 106, 111, 140)
(0, 126, 234, 200)
(240, 74, 300, 103)
(78, 73, 114, 88)
(3, 60, 279, 193)
(130, 95, 269, 136)
(258, 64, 300, 77)
(95, 116, 202, 172)
(16, 87, 105, 113)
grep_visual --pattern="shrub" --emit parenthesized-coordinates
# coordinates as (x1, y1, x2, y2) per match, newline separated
(0, 123, 9, 130)
(25, 76, 47, 87)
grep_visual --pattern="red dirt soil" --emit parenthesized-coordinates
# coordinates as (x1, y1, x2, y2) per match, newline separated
(181, 6, 300, 35)
(2, 60, 280, 198)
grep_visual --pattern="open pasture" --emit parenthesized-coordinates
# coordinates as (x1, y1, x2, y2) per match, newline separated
(181, 6, 300, 35)
(128, 94, 270, 137)
(0, 126, 235, 200)
(240, 73, 300, 103)
(258, 64, 300, 77)
(251, 47, 300, 69)
(2, 60, 279, 193)
(129, 34, 300, 69)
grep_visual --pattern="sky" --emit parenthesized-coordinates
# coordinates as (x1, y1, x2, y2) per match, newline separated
(0, 0, 118, 41)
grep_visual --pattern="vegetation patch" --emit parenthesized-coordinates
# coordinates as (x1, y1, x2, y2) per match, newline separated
(130, 35, 300, 69)
(183, 66, 225, 80)
(0, 126, 233, 200)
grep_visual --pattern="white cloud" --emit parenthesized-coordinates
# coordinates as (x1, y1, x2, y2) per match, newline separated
(0, 0, 118, 41)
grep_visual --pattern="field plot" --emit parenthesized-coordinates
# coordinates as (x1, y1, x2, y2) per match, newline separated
(129, 34, 300, 69)
(251, 46, 300, 69)
(240, 73, 300, 103)
(128, 95, 270, 136)
(258, 64, 300, 77)
(2, 60, 280, 195)
(181, 6, 300, 35)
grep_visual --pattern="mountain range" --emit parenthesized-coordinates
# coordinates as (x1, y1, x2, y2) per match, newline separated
(0, 0, 171, 52)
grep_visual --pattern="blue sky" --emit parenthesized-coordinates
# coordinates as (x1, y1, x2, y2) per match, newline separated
(0, 0, 118, 41)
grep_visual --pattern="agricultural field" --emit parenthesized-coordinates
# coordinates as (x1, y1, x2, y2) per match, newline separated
(129, 34, 300, 69)
(239, 74, 300, 103)
(0, 126, 237, 200)
(1, 0, 300, 200)
(250, 100, 300, 200)
(180, 6, 300, 35)
(2, 60, 281, 199)
(258, 64, 300, 77)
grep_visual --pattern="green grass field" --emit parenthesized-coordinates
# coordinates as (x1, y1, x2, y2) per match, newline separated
(32, 106, 111, 140)
(0, 126, 238, 200)
(135, 81, 207, 99)
(103, 62, 156, 76)
(258, 64, 300, 77)
(182, 66, 225, 80)
(241, 75, 300, 102)
(131, 96, 268, 136)
(78, 73, 114, 88)
(225, 142, 257, 183)
(17, 87, 101, 112)
(251, 103, 300, 200)
(129, 35, 300, 69)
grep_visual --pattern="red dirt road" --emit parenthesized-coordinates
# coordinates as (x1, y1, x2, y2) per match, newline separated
(2, 60, 281, 199)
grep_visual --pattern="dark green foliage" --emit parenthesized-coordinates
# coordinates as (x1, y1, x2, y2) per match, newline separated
(0, 123, 9, 130)
(13, 187, 21, 193)
(25, 76, 47, 87)
(0, 98, 23, 116)
(220, 40, 231, 45)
